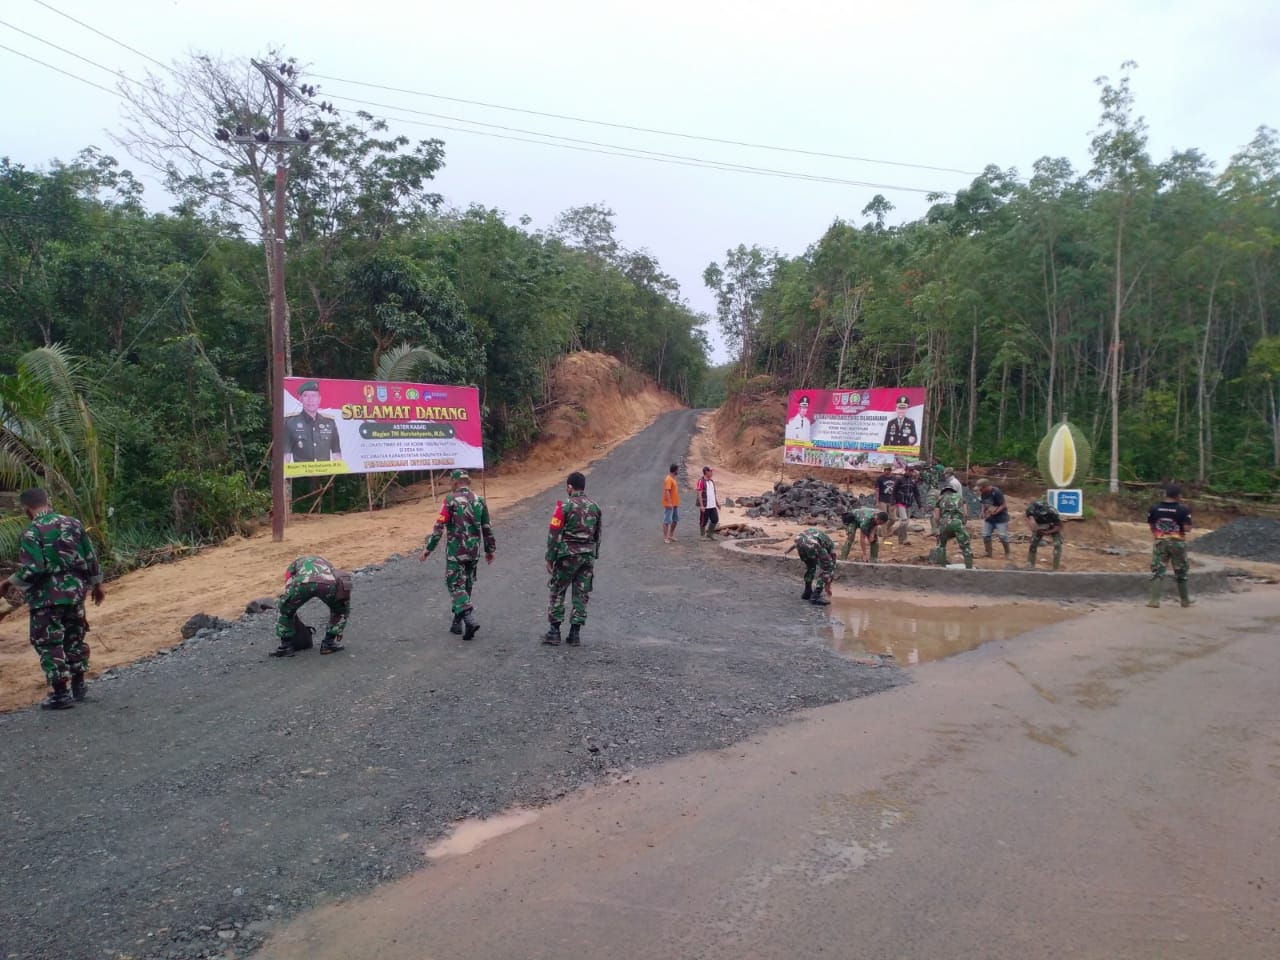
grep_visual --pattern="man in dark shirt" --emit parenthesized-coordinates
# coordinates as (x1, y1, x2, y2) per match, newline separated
(976, 478, 1011, 559)
(1147, 484, 1194, 608)
(875, 465, 898, 511)
(284, 380, 343, 464)
(892, 467, 924, 545)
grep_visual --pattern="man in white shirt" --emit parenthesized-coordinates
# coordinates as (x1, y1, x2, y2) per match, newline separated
(697, 466, 720, 539)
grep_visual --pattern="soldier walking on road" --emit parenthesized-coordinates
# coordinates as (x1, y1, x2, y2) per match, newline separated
(1025, 501, 1064, 571)
(0, 488, 104, 710)
(841, 508, 890, 562)
(933, 487, 975, 568)
(788, 528, 836, 605)
(1147, 484, 1194, 609)
(420, 469, 496, 641)
(544, 471, 603, 647)
(271, 556, 353, 657)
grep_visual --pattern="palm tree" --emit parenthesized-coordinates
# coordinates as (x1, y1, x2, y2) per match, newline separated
(0, 345, 112, 559)
(366, 344, 446, 509)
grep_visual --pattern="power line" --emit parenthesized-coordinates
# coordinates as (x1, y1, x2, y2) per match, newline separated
(350, 103, 943, 194)
(0, 40, 120, 97)
(327, 91, 944, 192)
(312, 71, 980, 177)
(0, 16, 128, 80)
(8, 7, 955, 194)
(28, 0, 170, 72)
(30, 0, 975, 181)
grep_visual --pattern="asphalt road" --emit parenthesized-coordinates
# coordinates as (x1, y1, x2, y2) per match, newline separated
(0, 409, 903, 960)
(259, 588, 1280, 960)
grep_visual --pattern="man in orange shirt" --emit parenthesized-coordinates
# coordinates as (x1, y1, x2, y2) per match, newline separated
(662, 463, 681, 543)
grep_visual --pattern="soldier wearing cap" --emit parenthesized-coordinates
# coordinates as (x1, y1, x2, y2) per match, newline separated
(284, 380, 342, 463)
(420, 469, 496, 640)
(883, 394, 918, 447)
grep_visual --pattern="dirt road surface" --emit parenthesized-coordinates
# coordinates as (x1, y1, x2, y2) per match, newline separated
(259, 589, 1280, 960)
(0, 410, 902, 960)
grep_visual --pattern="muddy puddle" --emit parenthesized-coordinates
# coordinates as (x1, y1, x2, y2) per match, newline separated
(424, 809, 540, 860)
(825, 598, 1078, 664)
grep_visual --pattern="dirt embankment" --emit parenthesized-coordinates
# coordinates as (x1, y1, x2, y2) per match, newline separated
(0, 352, 681, 712)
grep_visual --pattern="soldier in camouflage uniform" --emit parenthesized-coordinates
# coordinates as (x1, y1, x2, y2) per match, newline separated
(0, 489, 104, 710)
(932, 487, 974, 568)
(420, 469, 496, 641)
(543, 471, 603, 646)
(840, 508, 890, 562)
(1025, 501, 1064, 571)
(789, 528, 836, 605)
(1146, 484, 1194, 608)
(271, 556, 353, 657)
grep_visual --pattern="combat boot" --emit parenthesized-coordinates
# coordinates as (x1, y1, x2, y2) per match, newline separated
(268, 642, 296, 658)
(449, 613, 464, 635)
(320, 638, 345, 654)
(1002, 541, 1011, 558)
(1026, 548, 1038, 570)
(983, 538, 993, 558)
(810, 585, 831, 606)
(41, 682, 74, 710)
(462, 610, 480, 641)
(1146, 580, 1162, 608)
(1176, 581, 1194, 608)
(801, 583, 812, 601)
(542, 622, 562, 645)
(566, 623, 582, 646)
(70, 673, 87, 702)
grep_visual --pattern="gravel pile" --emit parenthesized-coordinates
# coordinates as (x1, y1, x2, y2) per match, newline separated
(737, 478, 880, 525)
(1189, 517, 1280, 562)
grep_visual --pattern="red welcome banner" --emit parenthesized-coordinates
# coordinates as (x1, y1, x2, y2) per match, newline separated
(784, 387, 926, 471)
(282, 377, 483, 478)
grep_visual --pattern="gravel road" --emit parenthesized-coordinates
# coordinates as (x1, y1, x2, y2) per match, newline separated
(0, 409, 904, 960)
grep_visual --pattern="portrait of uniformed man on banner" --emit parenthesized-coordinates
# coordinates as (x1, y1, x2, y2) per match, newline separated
(785, 394, 814, 443)
(883, 394, 919, 447)
(285, 380, 343, 463)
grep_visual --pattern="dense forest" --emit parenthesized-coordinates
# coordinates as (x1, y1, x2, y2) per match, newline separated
(705, 67, 1280, 496)
(0, 55, 709, 565)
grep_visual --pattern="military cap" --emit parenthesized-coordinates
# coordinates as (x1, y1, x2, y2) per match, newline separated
(450, 468, 469, 481)
(895, 394, 911, 406)
(298, 380, 320, 394)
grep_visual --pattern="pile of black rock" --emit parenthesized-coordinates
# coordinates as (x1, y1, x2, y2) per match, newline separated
(735, 478, 880, 525)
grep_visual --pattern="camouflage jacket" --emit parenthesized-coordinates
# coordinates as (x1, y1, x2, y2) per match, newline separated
(546, 494, 602, 563)
(1026, 502, 1061, 529)
(426, 487, 495, 561)
(795, 528, 835, 555)
(7, 509, 102, 609)
(937, 489, 966, 523)
(845, 507, 881, 535)
(285, 556, 339, 586)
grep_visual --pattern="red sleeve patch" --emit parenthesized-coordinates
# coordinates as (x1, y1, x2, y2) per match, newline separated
(549, 501, 565, 530)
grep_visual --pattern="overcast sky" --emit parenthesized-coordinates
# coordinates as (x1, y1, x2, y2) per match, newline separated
(3, 0, 1277, 362)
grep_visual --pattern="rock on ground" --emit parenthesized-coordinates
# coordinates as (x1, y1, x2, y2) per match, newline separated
(1189, 517, 1280, 562)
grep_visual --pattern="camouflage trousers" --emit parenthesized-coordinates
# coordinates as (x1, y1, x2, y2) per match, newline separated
(797, 545, 835, 592)
(445, 556, 480, 616)
(840, 527, 881, 562)
(29, 604, 89, 685)
(1150, 539, 1189, 582)
(1029, 529, 1064, 567)
(276, 580, 350, 644)
(548, 555, 594, 626)
(936, 519, 974, 568)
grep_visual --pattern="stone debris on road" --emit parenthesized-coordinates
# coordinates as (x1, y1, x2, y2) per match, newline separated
(1189, 517, 1280, 562)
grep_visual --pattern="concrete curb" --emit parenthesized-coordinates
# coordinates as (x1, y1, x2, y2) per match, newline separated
(719, 537, 1238, 600)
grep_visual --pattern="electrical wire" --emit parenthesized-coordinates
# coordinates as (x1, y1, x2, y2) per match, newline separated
(312, 71, 980, 176)
(327, 92, 942, 192)
(0, 16, 129, 81)
(0, 40, 121, 97)
(29, 0, 170, 72)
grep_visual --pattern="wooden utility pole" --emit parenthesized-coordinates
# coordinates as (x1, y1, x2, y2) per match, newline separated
(219, 61, 317, 541)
